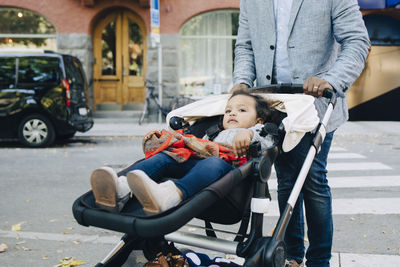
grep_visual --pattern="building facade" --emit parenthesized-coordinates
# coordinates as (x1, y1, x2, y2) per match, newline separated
(0, 0, 399, 119)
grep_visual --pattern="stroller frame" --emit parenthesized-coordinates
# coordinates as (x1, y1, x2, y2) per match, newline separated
(73, 85, 336, 267)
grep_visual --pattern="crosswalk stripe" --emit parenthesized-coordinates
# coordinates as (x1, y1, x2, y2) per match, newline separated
(330, 147, 347, 152)
(268, 175, 400, 190)
(271, 161, 392, 175)
(328, 153, 366, 159)
(264, 198, 400, 216)
(327, 162, 392, 171)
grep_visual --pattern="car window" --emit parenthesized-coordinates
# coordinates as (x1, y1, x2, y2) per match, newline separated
(64, 56, 86, 90)
(0, 57, 16, 89)
(17, 56, 62, 88)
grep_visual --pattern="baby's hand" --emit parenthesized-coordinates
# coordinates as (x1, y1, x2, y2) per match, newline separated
(233, 129, 254, 157)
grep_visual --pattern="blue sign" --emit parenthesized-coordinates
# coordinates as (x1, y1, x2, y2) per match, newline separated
(387, 0, 400, 7)
(151, 10, 159, 26)
(358, 0, 400, 8)
(358, 0, 385, 8)
(151, 0, 159, 10)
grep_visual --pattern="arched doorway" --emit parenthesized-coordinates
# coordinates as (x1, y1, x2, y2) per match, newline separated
(93, 10, 146, 110)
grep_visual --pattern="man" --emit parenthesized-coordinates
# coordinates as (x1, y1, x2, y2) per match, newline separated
(232, 0, 370, 266)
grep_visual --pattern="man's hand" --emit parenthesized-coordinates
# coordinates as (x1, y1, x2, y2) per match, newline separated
(230, 83, 249, 93)
(233, 129, 254, 157)
(303, 77, 333, 98)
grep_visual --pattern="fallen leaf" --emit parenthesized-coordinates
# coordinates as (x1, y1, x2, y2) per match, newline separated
(72, 240, 80, 245)
(26, 200, 30, 203)
(11, 222, 26, 231)
(349, 217, 355, 221)
(42, 255, 49, 260)
(49, 219, 57, 223)
(12, 224, 21, 231)
(54, 257, 85, 267)
(67, 227, 74, 230)
(57, 249, 63, 253)
(16, 241, 26, 245)
(0, 243, 7, 253)
(22, 246, 32, 251)
(62, 232, 69, 235)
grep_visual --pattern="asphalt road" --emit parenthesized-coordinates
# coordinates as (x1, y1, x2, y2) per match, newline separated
(0, 121, 400, 266)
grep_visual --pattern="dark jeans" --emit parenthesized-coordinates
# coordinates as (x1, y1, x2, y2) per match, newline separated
(275, 131, 334, 267)
(124, 153, 234, 199)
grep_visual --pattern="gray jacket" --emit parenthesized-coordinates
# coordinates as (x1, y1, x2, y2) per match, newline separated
(233, 0, 370, 132)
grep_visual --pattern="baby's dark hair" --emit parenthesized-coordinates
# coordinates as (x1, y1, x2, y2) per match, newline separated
(230, 89, 272, 123)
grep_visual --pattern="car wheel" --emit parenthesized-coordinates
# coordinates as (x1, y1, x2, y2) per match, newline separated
(18, 114, 56, 147)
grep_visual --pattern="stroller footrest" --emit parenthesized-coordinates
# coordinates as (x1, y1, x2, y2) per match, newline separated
(165, 231, 238, 254)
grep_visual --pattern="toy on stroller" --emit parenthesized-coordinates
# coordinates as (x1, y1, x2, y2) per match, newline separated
(72, 84, 337, 267)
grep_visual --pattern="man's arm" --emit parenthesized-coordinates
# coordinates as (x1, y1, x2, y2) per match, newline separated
(319, 0, 370, 98)
(232, 0, 256, 89)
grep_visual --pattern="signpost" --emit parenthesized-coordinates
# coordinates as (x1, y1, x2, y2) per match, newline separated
(150, 0, 163, 123)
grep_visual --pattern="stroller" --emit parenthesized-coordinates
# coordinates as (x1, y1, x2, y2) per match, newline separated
(72, 84, 337, 267)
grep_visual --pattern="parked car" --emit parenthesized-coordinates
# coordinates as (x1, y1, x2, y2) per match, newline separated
(0, 49, 93, 147)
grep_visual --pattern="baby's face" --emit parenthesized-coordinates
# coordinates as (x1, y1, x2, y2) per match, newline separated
(223, 94, 261, 130)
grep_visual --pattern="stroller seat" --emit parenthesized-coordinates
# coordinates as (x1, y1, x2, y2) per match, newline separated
(72, 85, 335, 267)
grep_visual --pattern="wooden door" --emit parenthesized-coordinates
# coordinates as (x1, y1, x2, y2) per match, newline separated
(93, 11, 146, 110)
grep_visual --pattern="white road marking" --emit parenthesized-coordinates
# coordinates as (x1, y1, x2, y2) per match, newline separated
(268, 175, 400, 190)
(0, 229, 120, 244)
(263, 198, 400, 216)
(327, 162, 392, 171)
(328, 153, 366, 159)
(330, 147, 347, 152)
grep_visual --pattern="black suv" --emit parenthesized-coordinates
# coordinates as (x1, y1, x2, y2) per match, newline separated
(0, 49, 93, 147)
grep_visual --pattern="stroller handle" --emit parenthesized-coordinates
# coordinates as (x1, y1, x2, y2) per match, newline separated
(251, 83, 337, 106)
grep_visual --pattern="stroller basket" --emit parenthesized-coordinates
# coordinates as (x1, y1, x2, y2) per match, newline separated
(72, 85, 336, 267)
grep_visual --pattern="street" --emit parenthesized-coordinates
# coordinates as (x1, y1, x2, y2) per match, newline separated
(0, 120, 400, 266)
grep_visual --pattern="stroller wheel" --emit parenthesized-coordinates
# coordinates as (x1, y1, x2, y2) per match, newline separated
(262, 239, 286, 267)
(271, 244, 286, 267)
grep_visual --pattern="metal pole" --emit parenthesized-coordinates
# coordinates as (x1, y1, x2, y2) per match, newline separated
(158, 42, 162, 123)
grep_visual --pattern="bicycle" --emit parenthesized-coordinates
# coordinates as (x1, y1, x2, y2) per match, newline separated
(138, 80, 195, 125)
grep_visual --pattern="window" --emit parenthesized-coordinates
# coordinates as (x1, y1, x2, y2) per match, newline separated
(101, 19, 116, 75)
(179, 10, 239, 96)
(64, 56, 85, 89)
(0, 8, 56, 50)
(0, 57, 16, 89)
(17, 57, 61, 88)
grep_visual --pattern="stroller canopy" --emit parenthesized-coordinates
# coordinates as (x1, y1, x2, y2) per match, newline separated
(167, 93, 319, 152)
